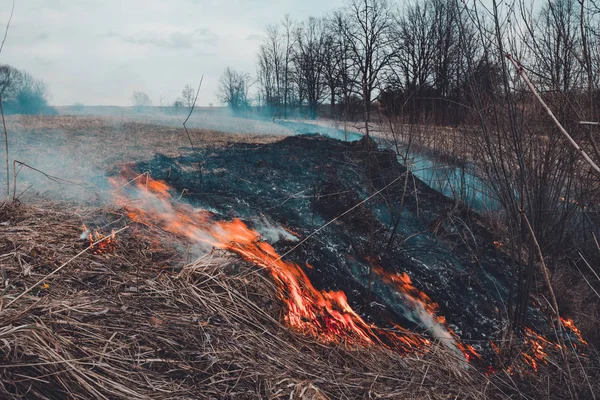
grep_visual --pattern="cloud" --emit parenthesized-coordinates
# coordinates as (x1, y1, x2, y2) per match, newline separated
(101, 28, 216, 49)
(34, 56, 52, 66)
(0, 0, 346, 106)
(245, 34, 262, 41)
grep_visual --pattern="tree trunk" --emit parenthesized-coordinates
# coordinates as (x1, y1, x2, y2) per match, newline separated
(330, 87, 336, 119)
(363, 84, 371, 137)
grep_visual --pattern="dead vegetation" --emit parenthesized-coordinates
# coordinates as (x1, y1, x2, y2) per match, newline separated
(0, 200, 597, 399)
(1, 115, 284, 203)
(5, 114, 283, 165)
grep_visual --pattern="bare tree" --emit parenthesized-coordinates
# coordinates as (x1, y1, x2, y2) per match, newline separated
(131, 91, 152, 109)
(321, 16, 348, 119)
(282, 15, 297, 118)
(389, 0, 437, 123)
(294, 17, 328, 119)
(181, 84, 196, 108)
(0, 65, 52, 114)
(257, 44, 274, 109)
(218, 67, 251, 112)
(0, 65, 21, 99)
(260, 25, 284, 115)
(332, 11, 359, 122)
(342, 0, 395, 135)
(523, 0, 582, 92)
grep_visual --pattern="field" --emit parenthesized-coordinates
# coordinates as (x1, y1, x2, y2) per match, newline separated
(2, 113, 286, 202)
(0, 112, 598, 399)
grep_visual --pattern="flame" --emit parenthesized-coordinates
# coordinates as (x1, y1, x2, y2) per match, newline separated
(521, 318, 588, 372)
(561, 317, 588, 345)
(81, 224, 117, 255)
(108, 171, 479, 358)
(490, 319, 588, 374)
(521, 328, 560, 371)
(371, 263, 481, 361)
(520, 321, 587, 372)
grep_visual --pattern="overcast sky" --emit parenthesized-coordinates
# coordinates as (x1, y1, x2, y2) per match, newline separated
(0, 0, 344, 106)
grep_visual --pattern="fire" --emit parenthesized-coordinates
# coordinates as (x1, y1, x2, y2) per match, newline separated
(81, 224, 117, 255)
(108, 170, 478, 359)
(371, 263, 481, 361)
(110, 172, 384, 344)
(561, 317, 587, 345)
(491, 322, 588, 373)
(521, 320, 588, 371)
(106, 170, 592, 372)
(522, 328, 557, 371)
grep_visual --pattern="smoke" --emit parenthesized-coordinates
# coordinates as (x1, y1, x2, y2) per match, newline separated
(395, 291, 462, 356)
(2, 109, 472, 360)
(3, 115, 122, 203)
(0, 109, 299, 203)
(367, 264, 467, 359)
(253, 217, 299, 243)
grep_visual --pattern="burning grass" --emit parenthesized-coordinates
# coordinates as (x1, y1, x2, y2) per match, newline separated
(1, 118, 598, 397)
(1, 200, 597, 399)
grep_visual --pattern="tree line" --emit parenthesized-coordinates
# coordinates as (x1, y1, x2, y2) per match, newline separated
(0, 64, 54, 115)
(220, 0, 600, 127)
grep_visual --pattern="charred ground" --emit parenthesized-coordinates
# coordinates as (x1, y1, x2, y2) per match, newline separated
(133, 134, 529, 354)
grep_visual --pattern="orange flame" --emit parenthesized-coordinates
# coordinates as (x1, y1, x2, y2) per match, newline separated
(561, 317, 588, 345)
(490, 320, 588, 374)
(371, 263, 481, 361)
(109, 171, 478, 358)
(521, 328, 560, 371)
(82, 224, 117, 255)
(520, 321, 588, 372)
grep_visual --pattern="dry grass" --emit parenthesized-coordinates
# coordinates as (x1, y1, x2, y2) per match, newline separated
(0, 200, 532, 399)
(0, 115, 284, 202)
(5, 114, 283, 166)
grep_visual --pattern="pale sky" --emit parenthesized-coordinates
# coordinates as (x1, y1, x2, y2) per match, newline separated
(0, 0, 344, 106)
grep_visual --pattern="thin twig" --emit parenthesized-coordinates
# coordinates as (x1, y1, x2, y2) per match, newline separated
(0, 0, 15, 56)
(12, 160, 84, 187)
(0, 97, 8, 198)
(182, 75, 204, 152)
(519, 209, 576, 396)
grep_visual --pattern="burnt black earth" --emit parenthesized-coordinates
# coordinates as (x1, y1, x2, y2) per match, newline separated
(132, 134, 540, 363)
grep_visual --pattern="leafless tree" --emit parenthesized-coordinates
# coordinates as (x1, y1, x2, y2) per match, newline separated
(342, 0, 395, 135)
(0, 65, 21, 99)
(258, 25, 285, 115)
(218, 67, 251, 112)
(181, 84, 196, 109)
(131, 91, 152, 108)
(520, 0, 582, 92)
(294, 17, 328, 119)
(331, 12, 359, 121)
(282, 15, 297, 118)
(0, 64, 52, 114)
(257, 45, 274, 109)
(321, 15, 351, 119)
